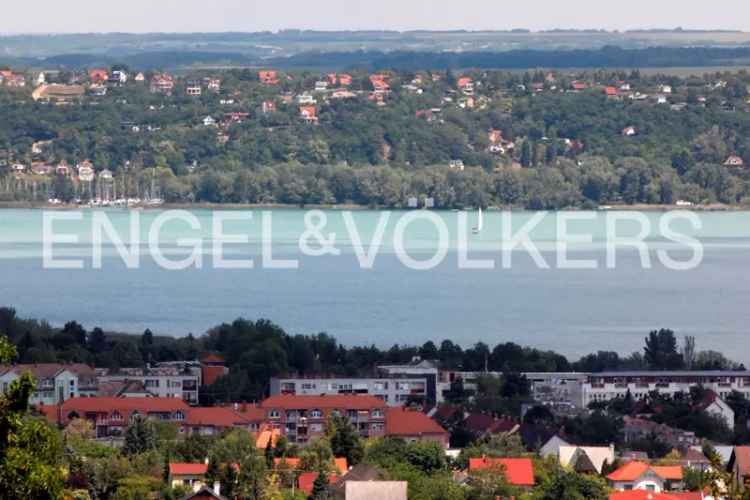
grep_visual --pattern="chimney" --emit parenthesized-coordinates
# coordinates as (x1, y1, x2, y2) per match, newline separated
(213, 481, 221, 496)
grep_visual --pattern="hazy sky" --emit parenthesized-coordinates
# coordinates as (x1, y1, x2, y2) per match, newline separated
(3, 0, 749, 33)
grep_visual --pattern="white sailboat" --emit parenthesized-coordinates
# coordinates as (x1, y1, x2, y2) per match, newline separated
(472, 207, 484, 234)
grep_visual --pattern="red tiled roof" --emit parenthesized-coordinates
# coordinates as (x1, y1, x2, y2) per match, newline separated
(334, 457, 348, 474)
(607, 461, 649, 481)
(386, 407, 448, 437)
(200, 354, 225, 364)
(236, 405, 265, 421)
(40, 396, 189, 424)
(274, 457, 301, 469)
(468, 457, 535, 486)
(607, 461, 683, 482)
(260, 394, 385, 410)
(187, 407, 248, 427)
(1, 363, 95, 378)
(298, 472, 338, 495)
(651, 465, 684, 481)
(169, 463, 208, 476)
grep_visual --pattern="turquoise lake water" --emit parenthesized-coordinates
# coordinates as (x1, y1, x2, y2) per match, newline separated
(0, 208, 749, 362)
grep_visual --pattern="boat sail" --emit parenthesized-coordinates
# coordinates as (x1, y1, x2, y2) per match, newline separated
(472, 207, 484, 234)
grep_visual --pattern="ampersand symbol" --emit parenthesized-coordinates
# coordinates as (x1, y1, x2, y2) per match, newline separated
(299, 210, 341, 257)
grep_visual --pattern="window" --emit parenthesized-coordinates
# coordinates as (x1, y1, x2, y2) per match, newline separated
(371, 409, 384, 418)
(310, 409, 322, 418)
(111, 410, 123, 421)
(173, 411, 185, 421)
(301, 383, 316, 390)
(145, 379, 160, 388)
(269, 410, 280, 419)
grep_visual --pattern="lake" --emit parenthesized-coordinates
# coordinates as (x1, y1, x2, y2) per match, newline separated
(1, 208, 749, 363)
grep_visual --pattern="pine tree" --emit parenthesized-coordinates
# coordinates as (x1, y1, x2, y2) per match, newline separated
(265, 438, 274, 468)
(520, 141, 532, 167)
(312, 470, 330, 499)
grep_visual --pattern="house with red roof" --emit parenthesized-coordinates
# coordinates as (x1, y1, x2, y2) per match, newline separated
(571, 81, 588, 91)
(258, 70, 279, 85)
(260, 394, 386, 443)
(39, 396, 190, 438)
(150, 73, 174, 95)
(385, 407, 449, 447)
(187, 406, 252, 435)
(605, 86, 618, 97)
(298, 471, 338, 495)
(724, 155, 745, 167)
(88, 68, 109, 83)
(467, 457, 535, 487)
(607, 461, 684, 492)
(168, 462, 209, 490)
(300, 105, 318, 124)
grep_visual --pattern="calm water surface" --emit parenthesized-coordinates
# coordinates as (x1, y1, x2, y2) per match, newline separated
(0, 208, 749, 362)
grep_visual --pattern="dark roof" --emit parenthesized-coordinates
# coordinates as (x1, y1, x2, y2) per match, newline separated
(329, 464, 384, 497)
(180, 486, 227, 500)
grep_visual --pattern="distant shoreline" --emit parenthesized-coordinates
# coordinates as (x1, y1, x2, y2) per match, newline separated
(0, 201, 745, 211)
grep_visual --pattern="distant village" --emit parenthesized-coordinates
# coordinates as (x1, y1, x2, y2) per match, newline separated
(1, 64, 749, 208)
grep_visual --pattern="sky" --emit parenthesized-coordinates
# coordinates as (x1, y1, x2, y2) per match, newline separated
(2, 0, 749, 33)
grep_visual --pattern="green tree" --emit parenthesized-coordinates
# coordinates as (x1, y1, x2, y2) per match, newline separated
(327, 415, 364, 466)
(311, 470, 330, 498)
(532, 467, 608, 500)
(123, 415, 157, 456)
(644, 329, 684, 370)
(0, 336, 64, 499)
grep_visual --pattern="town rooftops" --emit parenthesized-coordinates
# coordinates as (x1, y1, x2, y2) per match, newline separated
(0, 363, 95, 379)
(385, 407, 448, 438)
(606, 461, 683, 482)
(40, 396, 190, 423)
(260, 394, 386, 410)
(169, 463, 208, 476)
(467, 457, 535, 486)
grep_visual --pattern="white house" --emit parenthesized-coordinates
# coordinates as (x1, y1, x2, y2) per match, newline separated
(698, 391, 735, 430)
(607, 462, 683, 492)
(0, 363, 97, 405)
(558, 444, 615, 474)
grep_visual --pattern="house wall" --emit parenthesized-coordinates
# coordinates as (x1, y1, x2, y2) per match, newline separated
(270, 377, 429, 406)
(610, 476, 665, 493)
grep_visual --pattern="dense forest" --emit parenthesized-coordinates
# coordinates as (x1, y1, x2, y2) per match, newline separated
(1, 66, 750, 208)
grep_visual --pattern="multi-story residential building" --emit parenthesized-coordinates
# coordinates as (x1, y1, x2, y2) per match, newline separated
(150, 73, 175, 95)
(270, 376, 429, 406)
(582, 370, 750, 407)
(97, 362, 201, 404)
(378, 358, 441, 405)
(0, 363, 97, 405)
(40, 396, 190, 438)
(260, 394, 387, 444)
